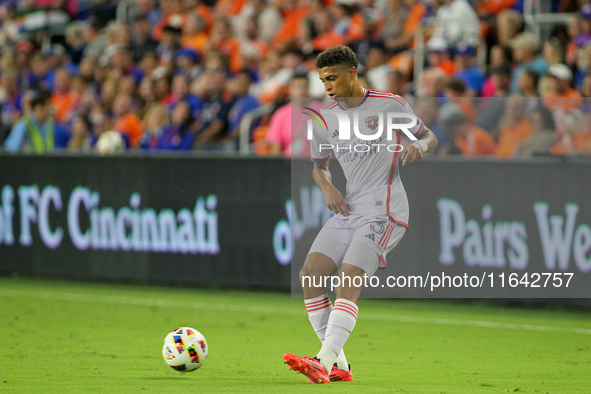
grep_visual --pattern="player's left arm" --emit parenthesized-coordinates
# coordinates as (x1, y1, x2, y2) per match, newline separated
(401, 126, 438, 166)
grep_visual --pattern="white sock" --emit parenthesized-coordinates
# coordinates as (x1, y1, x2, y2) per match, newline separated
(316, 346, 337, 373)
(305, 295, 350, 372)
(321, 298, 358, 371)
(335, 349, 349, 371)
(304, 294, 332, 342)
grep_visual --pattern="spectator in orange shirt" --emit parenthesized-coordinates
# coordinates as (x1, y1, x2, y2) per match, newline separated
(206, 17, 242, 73)
(385, 0, 428, 52)
(272, 0, 309, 49)
(543, 63, 584, 113)
(494, 96, 533, 157)
(441, 110, 496, 156)
(152, 0, 188, 41)
(215, 0, 247, 16)
(347, 5, 385, 43)
(181, 14, 209, 55)
(426, 37, 457, 76)
(112, 93, 144, 148)
(51, 68, 79, 124)
(311, 10, 347, 52)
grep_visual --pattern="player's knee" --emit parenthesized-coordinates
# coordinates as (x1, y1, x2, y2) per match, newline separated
(298, 264, 320, 283)
(299, 261, 335, 287)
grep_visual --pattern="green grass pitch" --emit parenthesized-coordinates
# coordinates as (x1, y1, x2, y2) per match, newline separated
(1, 278, 590, 393)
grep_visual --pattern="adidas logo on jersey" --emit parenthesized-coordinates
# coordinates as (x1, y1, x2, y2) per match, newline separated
(365, 233, 375, 242)
(332, 130, 339, 138)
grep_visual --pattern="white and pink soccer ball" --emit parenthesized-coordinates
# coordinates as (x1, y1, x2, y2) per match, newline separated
(162, 327, 208, 372)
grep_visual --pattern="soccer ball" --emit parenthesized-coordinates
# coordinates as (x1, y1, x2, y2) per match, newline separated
(162, 327, 208, 372)
(95, 130, 125, 155)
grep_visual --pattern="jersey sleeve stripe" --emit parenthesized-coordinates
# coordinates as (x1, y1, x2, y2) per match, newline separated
(311, 154, 331, 163)
(413, 120, 424, 136)
(369, 93, 406, 107)
(393, 94, 407, 106)
(368, 93, 406, 107)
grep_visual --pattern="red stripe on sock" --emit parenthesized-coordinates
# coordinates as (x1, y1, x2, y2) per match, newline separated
(333, 307, 358, 319)
(306, 300, 332, 312)
(305, 298, 331, 308)
(307, 304, 332, 313)
(334, 302, 358, 318)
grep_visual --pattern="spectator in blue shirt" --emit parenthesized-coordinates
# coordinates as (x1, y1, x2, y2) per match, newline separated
(453, 42, 486, 96)
(223, 69, 260, 149)
(157, 101, 194, 151)
(510, 32, 548, 94)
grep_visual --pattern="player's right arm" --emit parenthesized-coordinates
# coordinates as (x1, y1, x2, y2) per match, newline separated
(313, 159, 349, 216)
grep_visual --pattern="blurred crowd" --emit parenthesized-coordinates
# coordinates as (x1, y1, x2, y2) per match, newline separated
(0, 0, 590, 157)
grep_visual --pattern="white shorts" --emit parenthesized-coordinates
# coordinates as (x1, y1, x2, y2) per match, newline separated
(308, 214, 406, 276)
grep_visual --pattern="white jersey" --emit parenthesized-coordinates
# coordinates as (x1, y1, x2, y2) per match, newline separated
(310, 89, 425, 228)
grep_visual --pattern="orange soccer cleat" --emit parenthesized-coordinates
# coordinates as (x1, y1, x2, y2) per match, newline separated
(327, 363, 353, 382)
(305, 363, 353, 382)
(283, 353, 330, 384)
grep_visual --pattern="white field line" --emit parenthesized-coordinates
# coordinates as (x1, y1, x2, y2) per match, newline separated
(1, 289, 591, 335)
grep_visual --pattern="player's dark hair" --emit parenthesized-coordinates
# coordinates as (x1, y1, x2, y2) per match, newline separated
(315, 45, 358, 70)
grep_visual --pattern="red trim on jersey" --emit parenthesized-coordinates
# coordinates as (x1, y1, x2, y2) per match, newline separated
(394, 94, 407, 106)
(379, 220, 396, 248)
(414, 120, 424, 136)
(368, 93, 406, 107)
(393, 219, 409, 228)
(323, 102, 338, 110)
(379, 255, 387, 270)
(311, 154, 331, 163)
(382, 222, 394, 248)
(378, 218, 394, 248)
(378, 222, 394, 248)
(378, 222, 392, 245)
(386, 133, 409, 229)
(338, 88, 368, 110)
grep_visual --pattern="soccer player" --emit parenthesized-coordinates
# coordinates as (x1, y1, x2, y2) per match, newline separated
(283, 45, 438, 384)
